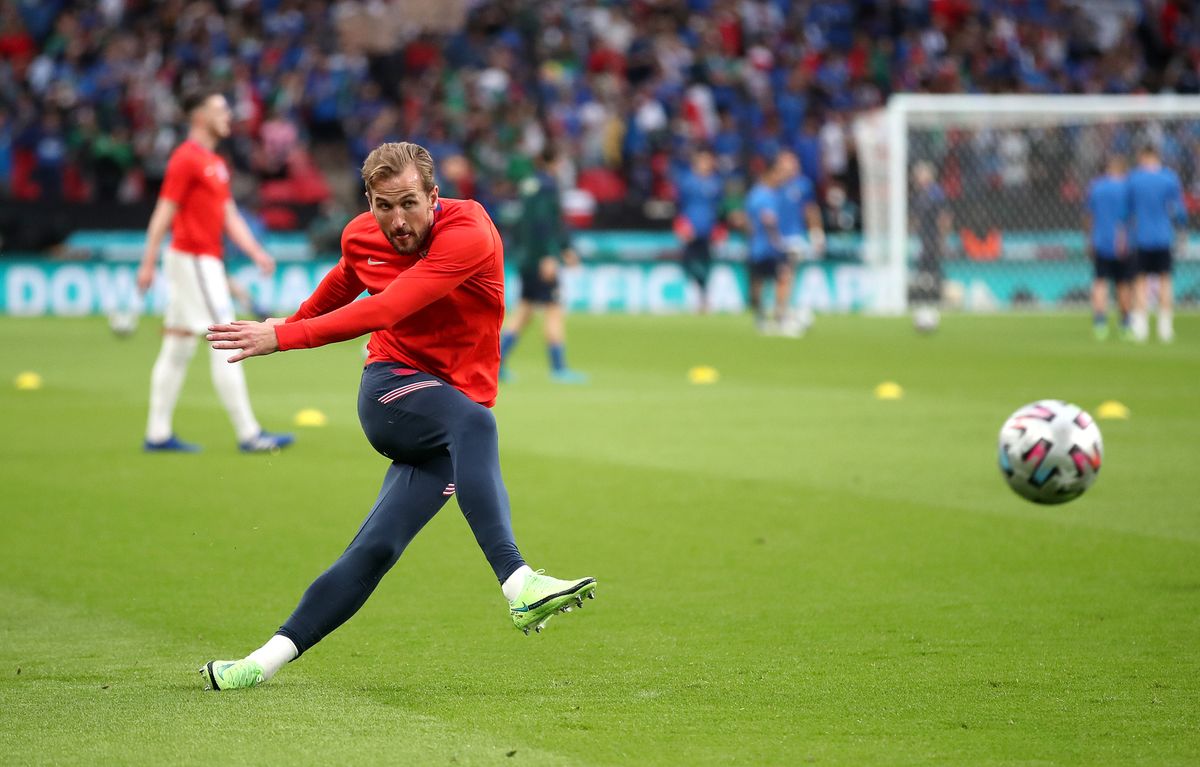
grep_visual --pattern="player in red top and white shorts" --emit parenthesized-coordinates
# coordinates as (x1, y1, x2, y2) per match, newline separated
(198, 143, 596, 691)
(135, 88, 292, 453)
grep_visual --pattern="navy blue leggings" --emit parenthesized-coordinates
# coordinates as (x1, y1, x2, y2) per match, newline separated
(278, 363, 525, 654)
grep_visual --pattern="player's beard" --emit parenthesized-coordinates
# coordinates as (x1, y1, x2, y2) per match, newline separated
(388, 216, 433, 256)
(387, 230, 418, 255)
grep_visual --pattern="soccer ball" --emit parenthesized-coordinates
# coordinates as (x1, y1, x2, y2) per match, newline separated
(997, 400, 1102, 504)
(912, 306, 940, 333)
(108, 310, 139, 338)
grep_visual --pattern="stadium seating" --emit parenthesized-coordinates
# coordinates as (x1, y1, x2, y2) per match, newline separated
(0, 0, 1195, 233)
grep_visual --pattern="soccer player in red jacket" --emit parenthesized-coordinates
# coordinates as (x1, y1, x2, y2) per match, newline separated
(200, 142, 596, 691)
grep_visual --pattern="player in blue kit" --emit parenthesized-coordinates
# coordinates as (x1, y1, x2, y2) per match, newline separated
(774, 150, 824, 335)
(775, 150, 826, 267)
(1084, 155, 1133, 341)
(1127, 144, 1186, 342)
(673, 148, 723, 313)
(744, 162, 795, 335)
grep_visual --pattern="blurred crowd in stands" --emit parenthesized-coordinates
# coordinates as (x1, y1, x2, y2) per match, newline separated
(0, 0, 1197, 240)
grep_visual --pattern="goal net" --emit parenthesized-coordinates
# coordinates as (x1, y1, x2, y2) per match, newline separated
(855, 95, 1200, 314)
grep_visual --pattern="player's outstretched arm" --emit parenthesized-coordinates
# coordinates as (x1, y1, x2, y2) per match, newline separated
(275, 266, 468, 351)
(275, 222, 492, 351)
(207, 319, 283, 363)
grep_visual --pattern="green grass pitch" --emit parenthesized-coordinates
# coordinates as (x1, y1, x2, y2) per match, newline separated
(1, 313, 1198, 765)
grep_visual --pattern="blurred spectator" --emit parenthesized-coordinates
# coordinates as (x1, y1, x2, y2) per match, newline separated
(822, 182, 860, 237)
(91, 126, 136, 202)
(437, 154, 476, 200)
(31, 112, 67, 200)
(820, 113, 850, 184)
(0, 111, 12, 197)
(0, 5, 35, 70)
(794, 116, 824, 192)
(306, 199, 354, 255)
(258, 107, 300, 181)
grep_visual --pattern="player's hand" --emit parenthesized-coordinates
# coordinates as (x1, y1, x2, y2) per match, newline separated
(263, 317, 286, 327)
(539, 256, 559, 282)
(253, 252, 276, 277)
(136, 263, 156, 294)
(207, 320, 280, 363)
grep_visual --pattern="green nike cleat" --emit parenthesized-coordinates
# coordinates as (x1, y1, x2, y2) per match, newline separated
(200, 659, 265, 691)
(509, 570, 597, 635)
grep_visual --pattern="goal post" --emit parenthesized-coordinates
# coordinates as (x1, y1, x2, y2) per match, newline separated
(855, 94, 1200, 314)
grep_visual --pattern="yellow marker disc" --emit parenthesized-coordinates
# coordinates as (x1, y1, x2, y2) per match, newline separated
(874, 381, 903, 400)
(687, 366, 720, 384)
(294, 408, 328, 427)
(14, 371, 43, 391)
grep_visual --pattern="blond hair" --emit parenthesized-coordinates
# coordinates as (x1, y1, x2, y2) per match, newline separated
(361, 142, 436, 193)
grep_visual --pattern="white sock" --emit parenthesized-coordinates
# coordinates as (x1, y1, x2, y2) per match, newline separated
(1158, 311, 1174, 340)
(209, 345, 261, 443)
(501, 565, 534, 602)
(1131, 311, 1150, 341)
(247, 634, 298, 681)
(146, 334, 196, 442)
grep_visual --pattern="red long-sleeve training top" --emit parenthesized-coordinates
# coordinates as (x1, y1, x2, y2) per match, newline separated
(273, 199, 506, 406)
